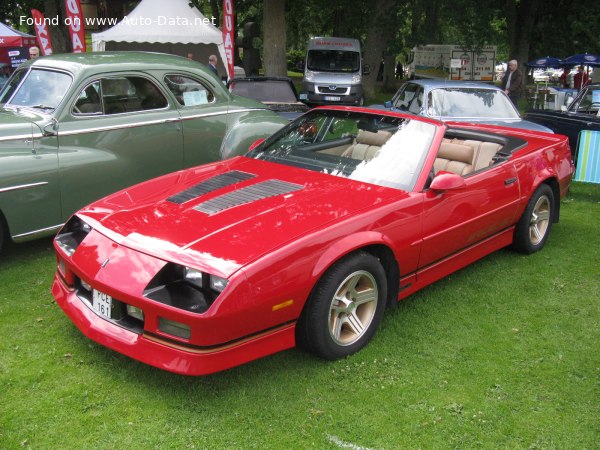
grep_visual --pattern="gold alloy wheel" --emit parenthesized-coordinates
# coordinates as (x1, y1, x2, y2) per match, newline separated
(328, 270, 378, 346)
(529, 194, 551, 245)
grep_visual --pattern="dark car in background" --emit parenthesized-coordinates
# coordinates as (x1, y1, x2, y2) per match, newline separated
(0, 52, 287, 253)
(230, 77, 309, 121)
(525, 83, 600, 164)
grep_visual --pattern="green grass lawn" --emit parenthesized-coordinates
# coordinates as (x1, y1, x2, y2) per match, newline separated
(1, 183, 599, 449)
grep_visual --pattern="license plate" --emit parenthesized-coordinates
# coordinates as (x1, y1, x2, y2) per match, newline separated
(324, 96, 341, 101)
(92, 289, 112, 319)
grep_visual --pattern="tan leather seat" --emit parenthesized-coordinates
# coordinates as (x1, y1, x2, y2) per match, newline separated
(343, 130, 392, 161)
(434, 141, 474, 176)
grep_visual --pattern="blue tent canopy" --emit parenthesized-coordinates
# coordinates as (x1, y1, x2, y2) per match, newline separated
(563, 53, 600, 67)
(527, 56, 564, 68)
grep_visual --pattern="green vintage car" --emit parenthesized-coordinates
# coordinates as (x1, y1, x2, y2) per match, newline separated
(0, 52, 288, 253)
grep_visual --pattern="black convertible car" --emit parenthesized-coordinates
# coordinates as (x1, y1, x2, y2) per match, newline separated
(525, 83, 600, 165)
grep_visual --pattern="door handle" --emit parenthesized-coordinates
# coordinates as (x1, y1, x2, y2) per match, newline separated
(504, 177, 517, 186)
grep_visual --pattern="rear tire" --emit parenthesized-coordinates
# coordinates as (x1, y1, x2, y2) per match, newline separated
(297, 252, 387, 360)
(512, 184, 554, 254)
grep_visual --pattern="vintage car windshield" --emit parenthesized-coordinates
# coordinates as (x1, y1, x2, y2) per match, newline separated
(428, 88, 519, 119)
(1, 68, 72, 112)
(307, 50, 360, 73)
(233, 80, 298, 103)
(250, 110, 435, 191)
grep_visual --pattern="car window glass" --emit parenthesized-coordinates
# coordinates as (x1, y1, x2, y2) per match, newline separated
(101, 76, 167, 114)
(164, 74, 215, 106)
(6, 69, 71, 111)
(428, 88, 519, 118)
(574, 89, 600, 114)
(408, 87, 424, 114)
(73, 81, 102, 115)
(0, 68, 27, 104)
(393, 83, 420, 111)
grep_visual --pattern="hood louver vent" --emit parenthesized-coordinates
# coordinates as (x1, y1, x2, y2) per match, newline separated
(167, 171, 256, 204)
(194, 179, 304, 215)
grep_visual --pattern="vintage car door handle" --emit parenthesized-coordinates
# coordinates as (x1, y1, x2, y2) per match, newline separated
(504, 177, 517, 186)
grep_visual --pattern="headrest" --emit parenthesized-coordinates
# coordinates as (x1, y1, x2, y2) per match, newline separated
(356, 129, 392, 146)
(438, 142, 474, 164)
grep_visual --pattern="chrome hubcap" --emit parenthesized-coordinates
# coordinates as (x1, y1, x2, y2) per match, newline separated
(529, 195, 551, 245)
(328, 270, 378, 346)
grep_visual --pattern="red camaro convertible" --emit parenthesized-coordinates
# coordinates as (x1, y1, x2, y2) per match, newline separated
(52, 107, 574, 375)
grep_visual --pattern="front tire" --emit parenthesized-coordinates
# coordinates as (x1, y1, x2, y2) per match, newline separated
(297, 252, 387, 360)
(512, 184, 554, 254)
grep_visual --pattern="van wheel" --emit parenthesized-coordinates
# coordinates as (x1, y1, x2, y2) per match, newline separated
(297, 252, 387, 360)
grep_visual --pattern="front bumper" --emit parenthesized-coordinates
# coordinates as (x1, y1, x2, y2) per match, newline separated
(302, 81, 364, 106)
(52, 275, 296, 376)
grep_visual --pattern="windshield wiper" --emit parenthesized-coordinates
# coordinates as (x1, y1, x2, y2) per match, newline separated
(30, 104, 55, 111)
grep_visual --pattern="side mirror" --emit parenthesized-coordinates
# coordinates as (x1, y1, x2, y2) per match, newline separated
(248, 138, 265, 152)
(429, 171, 466, 192)
(363, 64, 371, 76)
(42, 118, 58, 137)
(384, 100, 393, 109)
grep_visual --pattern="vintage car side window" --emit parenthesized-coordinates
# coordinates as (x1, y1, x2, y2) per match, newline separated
(393, 83, 422, 112)
(100, 76, 167, 114)
(73, 81, 102, 115)
(574, 89, 600, 115)
(164, 74, 215, 106)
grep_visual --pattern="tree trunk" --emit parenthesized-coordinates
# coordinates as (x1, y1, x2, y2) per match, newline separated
(383, 51, 397, 91)
(262, 0, 287, 77)
(45, 0, 69, 54)
(505, 0, 542, 68)
(362, 0, 396, 100)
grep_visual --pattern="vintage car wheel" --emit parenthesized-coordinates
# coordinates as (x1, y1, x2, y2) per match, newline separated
(297, 252, 387, 360)
(512, 184, 554, 254)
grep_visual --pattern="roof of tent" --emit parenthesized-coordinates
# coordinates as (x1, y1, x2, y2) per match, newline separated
(0, 22, 36, 47)
(91, 0, 226, 66)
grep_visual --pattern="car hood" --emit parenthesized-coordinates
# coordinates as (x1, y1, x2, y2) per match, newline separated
(0, 107, 48, 137)
(78, 157, 402, 278)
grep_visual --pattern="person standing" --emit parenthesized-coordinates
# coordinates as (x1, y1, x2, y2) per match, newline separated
(574, 66, 589, 90)
(29, 46, 40, 59)
(501, 59, 524, 106)
(559, 67, 571, 88)
(207, 55, 218, 75)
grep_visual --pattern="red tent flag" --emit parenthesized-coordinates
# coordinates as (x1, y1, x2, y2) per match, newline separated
(30, 9, 54, 56)
(65, 0, 86, 53)
(222, 0, 234, 79)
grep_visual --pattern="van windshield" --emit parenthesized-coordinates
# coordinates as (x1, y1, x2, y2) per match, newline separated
(307, 50, 360, 73)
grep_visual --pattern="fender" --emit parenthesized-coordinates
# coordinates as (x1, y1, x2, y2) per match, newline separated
(220, 112, 287, 159)
(311, 231, 397, 280)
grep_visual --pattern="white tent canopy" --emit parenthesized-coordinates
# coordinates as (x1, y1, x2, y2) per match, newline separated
(92, 0, 227, 75)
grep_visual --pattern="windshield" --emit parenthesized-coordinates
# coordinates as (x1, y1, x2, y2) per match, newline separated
(2, 68, 72, 112)
(249, 110, 436, 191)
(427, 88, 519, 119)
(233, 80, 298, 103)
(307, 50, 360, 73)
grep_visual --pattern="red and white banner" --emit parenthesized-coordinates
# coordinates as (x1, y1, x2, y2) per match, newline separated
(31, 9, 53, 56)
(222, 0, 235, 80)
(65, 0, 86, 53)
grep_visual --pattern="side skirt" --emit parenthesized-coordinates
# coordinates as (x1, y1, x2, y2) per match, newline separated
(398, 227, 515, 300)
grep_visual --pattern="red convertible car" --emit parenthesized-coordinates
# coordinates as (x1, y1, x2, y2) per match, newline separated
(52, 107, 574, 375)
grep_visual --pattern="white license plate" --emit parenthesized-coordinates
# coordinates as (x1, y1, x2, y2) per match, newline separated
(92, 289, 112, 319)
(324, 96, 341, 101)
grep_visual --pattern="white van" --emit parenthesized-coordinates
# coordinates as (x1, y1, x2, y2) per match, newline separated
(301, 37, 369, 106)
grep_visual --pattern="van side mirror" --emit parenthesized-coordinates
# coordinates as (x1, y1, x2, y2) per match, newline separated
(363, 64, 371, 76)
